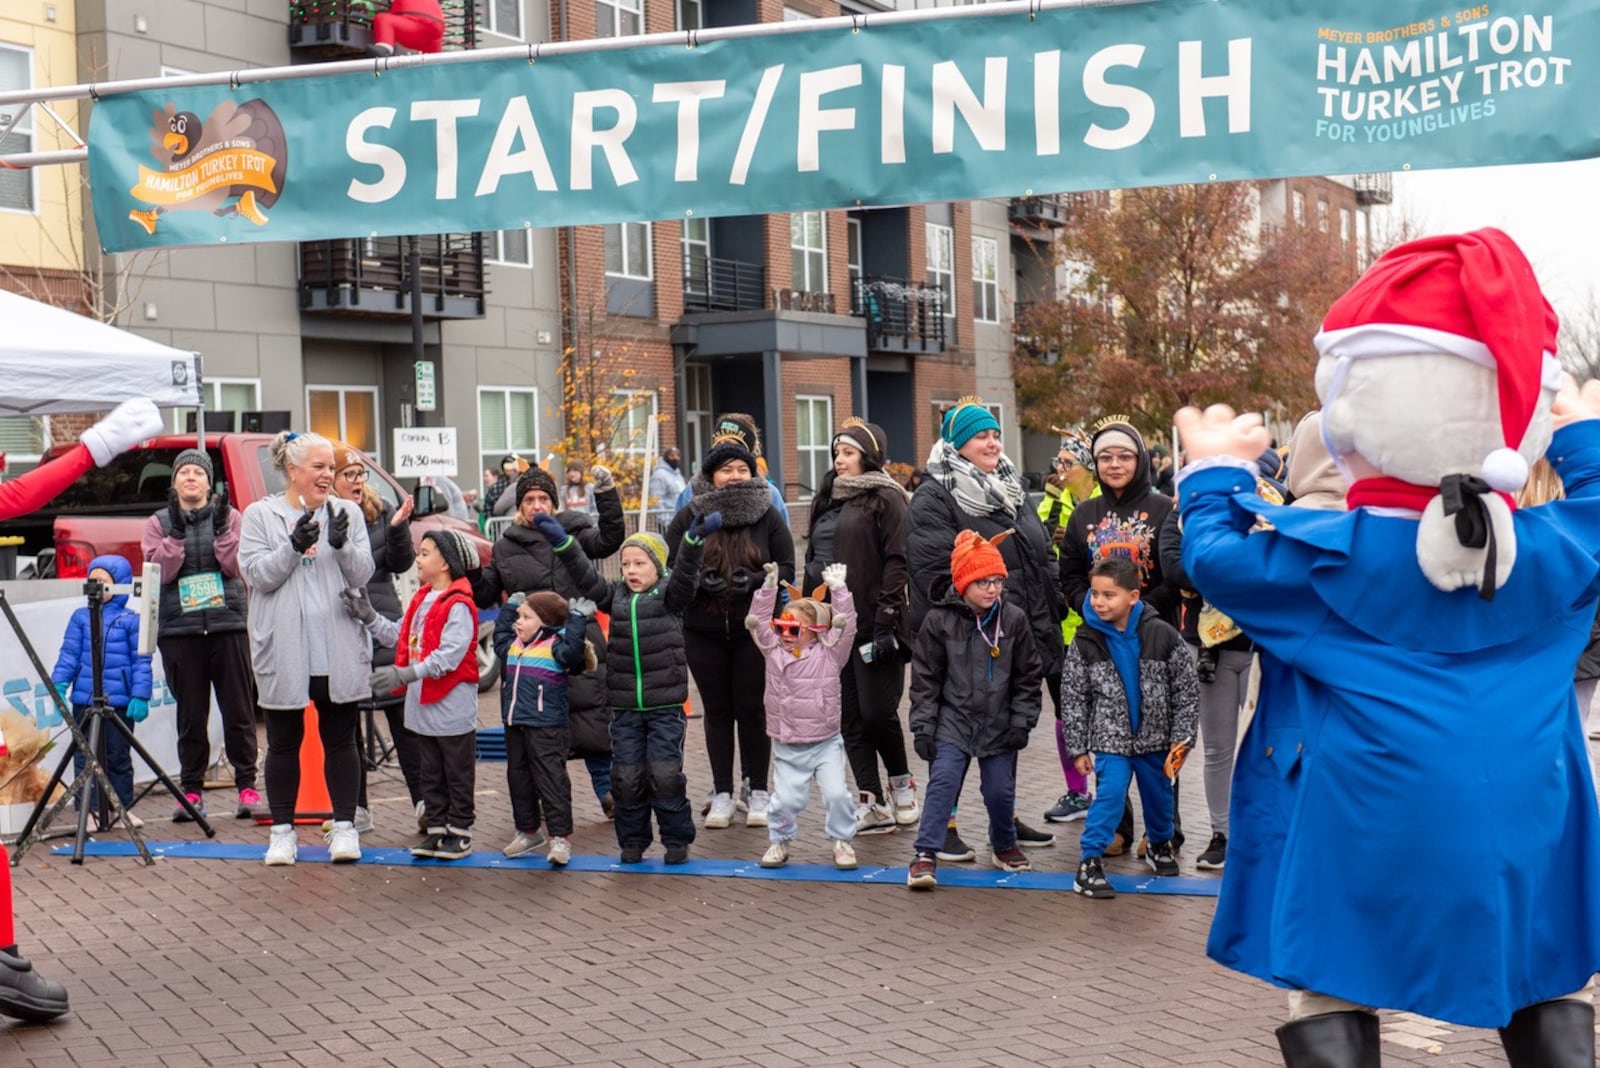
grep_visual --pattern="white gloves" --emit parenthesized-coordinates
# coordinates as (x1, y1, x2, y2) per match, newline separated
(762, 562, 779, 589)
(591, 465, 615, 493)
(821, 563, 848, 590)
(81, 399, 164, 467)
(570, 597, 598, 619)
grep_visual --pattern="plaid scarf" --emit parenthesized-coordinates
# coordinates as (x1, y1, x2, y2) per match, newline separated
(925, 439, 1026, 520)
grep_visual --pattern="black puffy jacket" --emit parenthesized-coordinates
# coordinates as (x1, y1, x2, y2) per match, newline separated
(906, 479, 1063, 677)
(365, 501, 416, 668)
(600, 537, 704, 710)
(664, 504, 794, 636)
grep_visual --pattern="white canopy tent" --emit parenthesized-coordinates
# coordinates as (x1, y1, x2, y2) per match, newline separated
(0, 289, 202, 417)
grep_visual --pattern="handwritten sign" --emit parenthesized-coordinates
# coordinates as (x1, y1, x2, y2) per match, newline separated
(392, 426, 458, 477)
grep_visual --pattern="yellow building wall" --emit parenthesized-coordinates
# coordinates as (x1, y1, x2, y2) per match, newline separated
(0, 3, 84, 275)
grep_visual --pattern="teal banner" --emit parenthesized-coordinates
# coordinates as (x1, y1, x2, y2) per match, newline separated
(86, 0, 1600, 252)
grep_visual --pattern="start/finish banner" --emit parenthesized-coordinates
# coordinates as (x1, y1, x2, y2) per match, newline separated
(86, 0, 1600, 252)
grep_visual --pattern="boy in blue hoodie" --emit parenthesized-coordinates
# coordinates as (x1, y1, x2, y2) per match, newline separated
(51, 554, 154, 827)
(1061, 555, 1199, 898)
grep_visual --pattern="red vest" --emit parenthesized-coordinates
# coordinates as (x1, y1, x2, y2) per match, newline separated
(393, 577, 480, 703)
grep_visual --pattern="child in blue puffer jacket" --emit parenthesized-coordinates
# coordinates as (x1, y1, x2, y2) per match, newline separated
(493, 590, 593, 866)
(51, 554, 153, 826)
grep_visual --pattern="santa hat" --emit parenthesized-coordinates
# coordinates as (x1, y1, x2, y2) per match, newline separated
(1313, 227, 1560, 493)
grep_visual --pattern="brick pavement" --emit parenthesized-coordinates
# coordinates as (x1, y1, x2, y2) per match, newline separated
(0, 688, 1579, 1066)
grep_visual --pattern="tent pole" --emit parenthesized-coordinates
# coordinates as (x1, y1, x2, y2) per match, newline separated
(195, 354, 205, 454)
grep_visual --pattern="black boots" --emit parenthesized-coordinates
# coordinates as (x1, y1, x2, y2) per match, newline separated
(1276, 1010, 1381, 1067)
(1498, 998, 1595, 1067)
(0, 950, 68, 1022)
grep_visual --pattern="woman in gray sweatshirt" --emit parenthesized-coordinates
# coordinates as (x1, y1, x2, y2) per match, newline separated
(239, 430, 374, 867)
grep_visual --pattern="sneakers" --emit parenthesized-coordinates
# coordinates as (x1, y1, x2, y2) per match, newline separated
(935, 825, 976, 863)
(353, 806, 373, 833)
(1074, 856, 1116, 898)
(736, 778, 753, 813)
(325, 821, 362, 862)
(664, 843, 690, 864)
(235, 788, 261, 820)
(412, 833, 445, 859)
(173, 792, 205, 822)
(264, 825, 297, 867)
(1043, 791, 1092, 823)
(1105, 831, 1129, 857)
(888, 774, 920, 826)
(433, 833, 472, 861)
(705, 792, 736, 828)
(547, 836, 571, 866)
(760, 842, 789, 868)
(1146, 838, 1179, 876)
(1196, 832, 1228, 870)
(854, 793, 897, 836)
(907, 852, 938, 890)
(415, 799, 427, 833)
(833, 840, 857, 870)
(502, 830, 546, 858)
(745, 789, 770, 828)
(619, 845, 645, 864)
(992, 845, 1033, 873)
(1014, 818, 1056, 848)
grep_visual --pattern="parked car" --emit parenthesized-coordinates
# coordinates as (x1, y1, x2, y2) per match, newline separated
(3, 434, 503, 691)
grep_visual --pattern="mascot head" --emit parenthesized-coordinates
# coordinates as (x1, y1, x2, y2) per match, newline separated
(1313, 228, 1561, 597)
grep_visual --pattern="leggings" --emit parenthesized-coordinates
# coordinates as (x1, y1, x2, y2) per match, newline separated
(840, 644, 908, 803)
(685, 628, 769, 795)
(1046, 671, 1089, 795)
(1198, 647, 1254, 835)
(264, 677, 361, 825)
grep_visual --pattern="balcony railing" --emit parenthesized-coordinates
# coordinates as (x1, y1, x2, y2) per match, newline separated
(851, 276, 945, 353)
(1009, 194, 1070, 229)
(289, 0, 476, 56)
(299, 234, 487, 318)
(683, 257, 766, 313)
(1353, 172, 1394, 206)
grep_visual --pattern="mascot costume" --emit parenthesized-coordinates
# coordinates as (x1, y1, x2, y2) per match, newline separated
(0, 397, 163, 1022)
(1175, 229, 1600, 1066)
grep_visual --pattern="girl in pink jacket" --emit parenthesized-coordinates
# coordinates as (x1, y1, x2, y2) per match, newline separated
(746, 562, 858, 869)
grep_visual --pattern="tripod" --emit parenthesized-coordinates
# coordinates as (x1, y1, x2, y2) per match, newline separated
(0, 582, 215, 866)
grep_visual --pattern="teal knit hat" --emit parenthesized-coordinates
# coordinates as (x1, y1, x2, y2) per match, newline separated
(940, 398, 1001, 449)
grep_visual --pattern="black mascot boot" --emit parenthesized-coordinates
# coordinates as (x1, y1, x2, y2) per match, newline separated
(0, 950, 69, 1023)
(1497, 998, 1594, 1067)
(1276, 1010, 1382, 1067)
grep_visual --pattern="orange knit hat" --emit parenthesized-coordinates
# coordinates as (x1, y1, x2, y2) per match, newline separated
(950, 529, 1011, 595)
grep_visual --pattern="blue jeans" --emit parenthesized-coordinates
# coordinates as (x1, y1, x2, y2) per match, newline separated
(71, 704, 135, 812)
(609, 708, 695, 850)
(913, 742, 1017, 854)
(1080, 751, 1173, 858)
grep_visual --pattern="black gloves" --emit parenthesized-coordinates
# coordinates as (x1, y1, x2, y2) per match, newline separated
(1001, 726, 1030, 752)
(328, 506, 350, 550)
(913, 734, 937, 763)
(290, 511, 320, 553)
(166, 489, 187, 536)
(870, 628, 899, 665)
(212, 486, 231, 536)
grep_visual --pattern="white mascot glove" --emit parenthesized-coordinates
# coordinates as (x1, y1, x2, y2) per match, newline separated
(821, 563, 848, 590)
(81, 399, 164, 467)
(590, 465, 616, 494)
(762, 562, 779, 589)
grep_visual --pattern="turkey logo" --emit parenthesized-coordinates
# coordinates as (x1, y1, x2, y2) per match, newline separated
(126, 99, 288, 237)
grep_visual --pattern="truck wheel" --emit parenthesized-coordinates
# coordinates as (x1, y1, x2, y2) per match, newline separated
(477, 623, 499, 692)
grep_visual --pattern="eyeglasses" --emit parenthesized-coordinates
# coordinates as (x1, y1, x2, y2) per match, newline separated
(1094, 451, 1138, 465)
(970, 577, 1006, 591)
(339, 469, 367, 484)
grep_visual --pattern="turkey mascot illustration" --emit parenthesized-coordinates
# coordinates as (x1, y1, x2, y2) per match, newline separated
(128, 99, 288, 237)
(1175, 228, 1600, 1066)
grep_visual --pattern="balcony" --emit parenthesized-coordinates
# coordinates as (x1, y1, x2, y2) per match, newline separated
(298, 234, 486, 319)
(683, 257, 766, 313)
(1354, 173, 1394, 206)
(852, 276, 945, 353)
(1009, 194, 1069, 229)
(289, 0, 477, 57)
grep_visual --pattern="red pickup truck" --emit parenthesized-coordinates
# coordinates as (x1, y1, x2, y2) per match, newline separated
(5, 433, 502, 688)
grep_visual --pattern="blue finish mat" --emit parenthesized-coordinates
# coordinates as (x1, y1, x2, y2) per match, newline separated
(53, 840, 1220, 896)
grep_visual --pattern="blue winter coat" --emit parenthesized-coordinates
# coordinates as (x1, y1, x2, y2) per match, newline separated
(51, 554, 153, 710)
(493, 605, 588, 728)
(1181, 423, 1600, 1028)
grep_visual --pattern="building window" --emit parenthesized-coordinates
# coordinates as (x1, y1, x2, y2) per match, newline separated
(169, 378, 262, 433)
(846, 217, 862, 294)
(1291, 190, 1305, 226)
(1339, 208, 1351, 244)
(0, 416, 47, 462)
(307, 386, 380, 462)
(972, 236, 999, 323)
(682, 216, 710, 295)
(487, 228, 533, 267)
(926, 222, 954, 321)
(790, 211, 827, 293)
(604, 222, 652, 280)
(478, 387, 539, 478)
(677, 0, 702, 29)
(0, 46, 36, 214)
(160, 65, 195, 78)
(1317, 199, 1329, 233)
(598, 0, 644, 37)
(610, 389, 658, 457)
(683, 363, 712, 474)
(795, 395, 833, 497)
(486, 0, 523, 38)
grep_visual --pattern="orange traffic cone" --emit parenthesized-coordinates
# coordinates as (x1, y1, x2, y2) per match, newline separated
(255, 702, 334, 825)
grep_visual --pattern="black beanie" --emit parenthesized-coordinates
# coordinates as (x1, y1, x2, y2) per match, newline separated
(713, 413, 762, 457)
(425, 528, 476, 580)
(702, 436, 758, 478)
(516, 468, 559, 508)
(831, 418, 887, 471)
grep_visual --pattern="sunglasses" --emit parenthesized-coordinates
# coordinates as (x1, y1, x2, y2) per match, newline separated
(770, 618, 828, 635)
